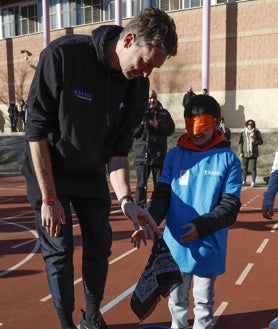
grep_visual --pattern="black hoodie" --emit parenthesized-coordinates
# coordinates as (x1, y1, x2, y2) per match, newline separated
(23, 25, 149, 199)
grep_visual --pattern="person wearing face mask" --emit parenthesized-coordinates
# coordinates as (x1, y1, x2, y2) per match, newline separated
(21, 7, 177, 329)
(238, 119, 263, 187)
(132, 94, 242, 329)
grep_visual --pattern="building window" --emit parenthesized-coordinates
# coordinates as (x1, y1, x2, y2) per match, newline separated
(82, 0, 94, 24)
(79, 0, 104, 24)
(1, 0, 248, 39)
(50, 0, 58, 30)
(42, 0, 106, 31)
(217, 0, 245, 2)
(130, 0, 157, 16)
(19, 4, 40, 35)
(89, 0, 103, 23)
(60, 0, 78, 27)
(2, 6, 18, 38)
(104, 0, 115, 21)
(182, 0, 203, 8)
(1, 2, 42, 38)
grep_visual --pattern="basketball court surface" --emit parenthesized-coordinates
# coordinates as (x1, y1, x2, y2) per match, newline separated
(1, 173, 278, 329)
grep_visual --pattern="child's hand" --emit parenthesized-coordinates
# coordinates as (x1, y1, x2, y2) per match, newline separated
(180, 223, 199, 242)
(131, 227, 147, 249)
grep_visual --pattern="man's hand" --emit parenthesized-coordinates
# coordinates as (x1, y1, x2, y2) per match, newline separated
(41, 201, 65, 237)
(121, 201, 161, 242)
(149, 119, 158, 128)
(262, 205, 274, 219)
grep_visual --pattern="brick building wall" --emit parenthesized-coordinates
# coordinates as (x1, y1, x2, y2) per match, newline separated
(0, 0, 277, 132)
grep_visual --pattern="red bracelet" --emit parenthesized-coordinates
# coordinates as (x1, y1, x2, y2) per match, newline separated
(42, 196, 59, 206)
(42, 196, 58, 202)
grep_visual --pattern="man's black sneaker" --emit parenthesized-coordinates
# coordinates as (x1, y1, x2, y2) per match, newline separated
(80, 310, 110, 329)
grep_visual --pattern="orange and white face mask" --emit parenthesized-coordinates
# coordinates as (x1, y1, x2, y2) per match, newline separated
(185, 114, 217, 134)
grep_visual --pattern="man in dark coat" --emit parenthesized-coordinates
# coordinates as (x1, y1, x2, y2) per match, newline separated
(182, 86, 196, 109)
(8, 101, 19, 132)
(133, 89, 175, 208)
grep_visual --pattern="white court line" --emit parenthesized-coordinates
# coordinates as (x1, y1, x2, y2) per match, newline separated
(0, 187, 26, 191)
(109, 248, 137, 264)
(12, 238, 37, 249)
(100, 283, 137, 314)
(110, 208, 122, 214)
(271, 223, 278, 232)
(212, 301, 228, 327)
(235, 263, 254, 285)
(40, 248, 138, 302)
(0, 220, 40, 277)
(1, 211, 37, 249)
(240, 194, 261, 207)
(75, 283, 138, 328)
(0, 210, 34, 221)
(256, 238, 269, 253)
(240, 206, 262, 210)
(0, 197, 14, 203)
(75, 287, 228, 329)
(76, 283, 138, 327)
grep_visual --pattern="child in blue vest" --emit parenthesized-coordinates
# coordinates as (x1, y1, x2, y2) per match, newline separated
(133, 94, 242, 329)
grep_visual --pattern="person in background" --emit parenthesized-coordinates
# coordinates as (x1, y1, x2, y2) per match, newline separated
(22, 7, 177, 329)
(7, 101, 19, 132)
(219, 117, 231, 146)
(133, 89, 175, 208)
(261, 146, 278, 329)
(202, 88, 208, 95)
(182, 86, 196, 109)
(132, 94, 242, 329)
(238, 119, 263, 187)
(262, 146, 278, 220)
(0, 109, 5, 132)
(19, 99, 28, 130)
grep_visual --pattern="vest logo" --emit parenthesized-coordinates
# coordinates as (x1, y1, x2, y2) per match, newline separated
(204, 170, 223, 177)
(179, 170, 189, 185)
(74, 89, 92, 101)
(119, 102, 125, 109)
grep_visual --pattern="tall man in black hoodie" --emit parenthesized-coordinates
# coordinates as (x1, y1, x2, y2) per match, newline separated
(22, 7, 178, 329)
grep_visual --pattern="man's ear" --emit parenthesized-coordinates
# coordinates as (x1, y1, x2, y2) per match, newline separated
(123, 32, 136, 48)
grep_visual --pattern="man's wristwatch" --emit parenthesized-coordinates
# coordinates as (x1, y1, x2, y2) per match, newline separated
(118, 194, 134, 208)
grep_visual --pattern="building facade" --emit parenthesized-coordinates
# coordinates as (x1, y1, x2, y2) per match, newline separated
(0, 0, 277, 131)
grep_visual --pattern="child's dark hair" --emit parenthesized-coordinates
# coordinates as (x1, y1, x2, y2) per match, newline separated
(184, 94, 221, 119)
